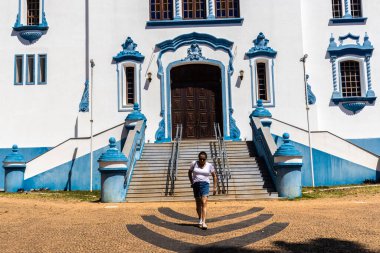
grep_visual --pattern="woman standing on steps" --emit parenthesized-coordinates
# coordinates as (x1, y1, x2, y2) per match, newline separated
(188, 151, 217, 230)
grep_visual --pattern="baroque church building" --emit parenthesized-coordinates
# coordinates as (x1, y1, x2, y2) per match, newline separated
(0, 0, 379, 191)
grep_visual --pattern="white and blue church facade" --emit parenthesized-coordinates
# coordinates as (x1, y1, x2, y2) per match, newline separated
(0, 0, 379, 191)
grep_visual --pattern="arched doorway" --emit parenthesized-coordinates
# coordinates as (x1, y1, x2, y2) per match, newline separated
(171, 64, 223, 139)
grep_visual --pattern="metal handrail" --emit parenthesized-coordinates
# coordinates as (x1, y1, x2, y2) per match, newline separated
(167, 124, 182, 195)
(172, 124, 182, 194)
(213, 123, 224, 193)
(218, 124, 231, 181)
(213, 122, 230, 194)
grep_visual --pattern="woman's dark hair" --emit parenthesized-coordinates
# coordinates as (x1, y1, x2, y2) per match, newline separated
(198, 151, 207, 159)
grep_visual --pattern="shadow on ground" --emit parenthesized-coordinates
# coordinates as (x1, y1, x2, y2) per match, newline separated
(190, 238, 374, 253)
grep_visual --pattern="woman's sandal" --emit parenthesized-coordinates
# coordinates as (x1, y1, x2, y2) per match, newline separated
(201, 223, 208, 230)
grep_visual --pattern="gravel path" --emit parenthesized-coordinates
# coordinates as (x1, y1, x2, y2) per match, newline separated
(0, 194, 379, 253)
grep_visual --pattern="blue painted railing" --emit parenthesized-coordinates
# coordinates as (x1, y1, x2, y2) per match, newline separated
(124, 120, 147, 194)
(250, 116, 278, 190)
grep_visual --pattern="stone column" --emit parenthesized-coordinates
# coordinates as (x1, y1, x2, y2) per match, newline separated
(365, 56, 375, 97)
(208, 0, 215, 19)
(273, 133, 303, 199)
(3, 145, 26, 192)
(174, 0, 181, 20)
(98, 137, 128, 202)
(343, 0, 352, 18)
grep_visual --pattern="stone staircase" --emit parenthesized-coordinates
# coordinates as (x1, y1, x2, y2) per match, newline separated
(126, 140, 277, 202)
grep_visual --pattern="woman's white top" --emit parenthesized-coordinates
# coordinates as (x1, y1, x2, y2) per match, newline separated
(189, 161, 215, 184)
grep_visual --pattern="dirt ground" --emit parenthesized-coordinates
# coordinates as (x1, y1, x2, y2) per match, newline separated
(0, 194, 379, 253)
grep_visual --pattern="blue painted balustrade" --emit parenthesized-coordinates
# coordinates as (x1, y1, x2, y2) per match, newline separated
(250, 104, 303, 198)
(124, 103, 147, 194)
(249, 115, 278, 189)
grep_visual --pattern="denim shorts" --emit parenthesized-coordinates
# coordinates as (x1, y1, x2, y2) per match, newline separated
(192, 182, 210, 198)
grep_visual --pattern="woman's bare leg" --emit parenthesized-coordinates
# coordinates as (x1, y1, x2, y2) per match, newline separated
(195, 198, 202, 220)
(201, 196, 208, 224)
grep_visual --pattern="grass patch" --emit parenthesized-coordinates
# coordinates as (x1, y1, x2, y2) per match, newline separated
(0, 190, 101, 202)
(301, 184, 380, 199)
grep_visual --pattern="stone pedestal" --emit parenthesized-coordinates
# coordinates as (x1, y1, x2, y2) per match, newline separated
(98, 137, 128, 203)
(3, 145, 26, 192)
(274, 133, 303, 199)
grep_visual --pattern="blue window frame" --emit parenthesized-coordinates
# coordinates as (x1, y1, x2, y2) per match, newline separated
(147, 0, 243, 27)
(26, 54, 35, 85)
(215, 0, 239, 18)
(330, 0, 366, 24)
(150, 0, 174, 20)
(183, 0, 206, 19)
(13, 0, 49, 43)
(38, 54, 47, 84)
(14, 55, 24, 85)
(328, 33, 376, 113)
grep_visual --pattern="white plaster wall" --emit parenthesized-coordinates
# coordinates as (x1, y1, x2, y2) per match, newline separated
(2, 0, 379, 149)
(301, 0, 380, 139)
(0, 0, 86, 147)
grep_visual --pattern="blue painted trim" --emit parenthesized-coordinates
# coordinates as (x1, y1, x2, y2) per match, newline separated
(348, 138, 380, 156)
(146, 18, 243, 27)
(331, 96, 376, 105)
(156, 32, 235, 76)
(125, 103, 147, 121)
(156, 32, 233, 53)
(328, 33, 376, 106)
(13, 25, 49, 32)
(3, 145, 26, 163)
(328, 33, 374, 58)
(245, 33, 277, 59)
(98, 137, 128, 162)
(13, 0, 49, 43)
(306, 75, 316, 105)
(341, 101, 366, 114)
(251, 100, 272, 118)
(155, 33, 236, 141)
(79, 80, 89, 112)
(37, 54, 47, 85)
(165, 58, 229, 141)
(155, 113, 167, 143)
(274, 133, 303, 157)
(115, 61, 142, 112)
(14, 54, 24, 85)
(250, 58, 276, 108)
(113, 37, 145, 63)
(329, 17, 367, 24)
(25, 54, 35, 85)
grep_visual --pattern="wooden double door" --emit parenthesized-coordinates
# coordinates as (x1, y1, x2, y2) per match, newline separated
(171, 64, 222, 139)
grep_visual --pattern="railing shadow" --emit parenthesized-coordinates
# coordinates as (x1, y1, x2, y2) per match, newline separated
(190, 238, 375, 253)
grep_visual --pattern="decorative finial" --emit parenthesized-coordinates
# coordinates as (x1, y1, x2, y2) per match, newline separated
(283, 133, 290, 143)
(109, 137, 116, 149)
(257, 99, 263, 107)
(250, 99, 272, 118)
(125, 103, 147, 121)
(12, 144, 19, 152)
